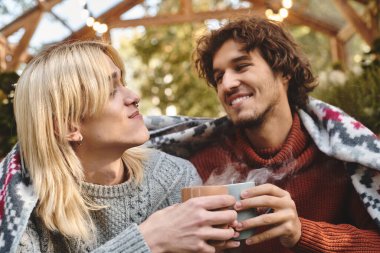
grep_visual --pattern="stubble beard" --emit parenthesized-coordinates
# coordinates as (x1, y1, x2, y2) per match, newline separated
(232, 104, 275, 129)
(230, 91, 281, 129)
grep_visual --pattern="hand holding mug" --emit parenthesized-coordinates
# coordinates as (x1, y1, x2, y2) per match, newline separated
(139, 195, 238, 253)
(234, 183, 301, 247)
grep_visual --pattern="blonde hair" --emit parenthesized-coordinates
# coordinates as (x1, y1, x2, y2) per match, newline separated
(14, 40, 146, 241)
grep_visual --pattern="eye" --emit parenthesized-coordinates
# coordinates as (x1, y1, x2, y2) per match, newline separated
(109, 89, 118, 97)
(214, 72, 223, 85)
(235, 63, 251, 72)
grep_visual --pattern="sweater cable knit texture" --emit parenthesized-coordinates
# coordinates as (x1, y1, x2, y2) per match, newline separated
(191, 114, 380, 253)
(16, 149, 201, 253)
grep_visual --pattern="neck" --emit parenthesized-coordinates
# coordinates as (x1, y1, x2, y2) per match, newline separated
(244, 107, 293, 150)
(77, 147, 127, 185)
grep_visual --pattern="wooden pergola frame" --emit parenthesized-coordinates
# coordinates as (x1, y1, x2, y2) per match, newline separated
(0, 0, 379, 72)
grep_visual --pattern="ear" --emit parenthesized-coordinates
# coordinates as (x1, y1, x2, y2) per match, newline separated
(66, 125, 83, 142)
(281, 75, 291, 90)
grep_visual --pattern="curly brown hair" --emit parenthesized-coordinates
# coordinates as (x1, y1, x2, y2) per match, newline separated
(194, 16, 318, 110)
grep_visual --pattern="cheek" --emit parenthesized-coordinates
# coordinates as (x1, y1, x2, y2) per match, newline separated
(216, 88, 224, 101)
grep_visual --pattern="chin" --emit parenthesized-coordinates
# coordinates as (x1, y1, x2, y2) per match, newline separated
(135, 129, 150, 146)
(231, 113, 264, 128)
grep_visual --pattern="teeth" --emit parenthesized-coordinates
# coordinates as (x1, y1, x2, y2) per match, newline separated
(231, 96, 251, 105)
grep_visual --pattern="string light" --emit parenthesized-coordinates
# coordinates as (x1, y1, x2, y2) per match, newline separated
(81, 1, 108, 35)
(282, 0, 293, 9)
(265, 0, 293, 22)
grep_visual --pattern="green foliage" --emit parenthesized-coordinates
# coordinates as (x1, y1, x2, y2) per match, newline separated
(131, 23, 221, 117)
(313, 39, 380, 133)
(0, 72, 18, 158)
(289, 26, 332, 73)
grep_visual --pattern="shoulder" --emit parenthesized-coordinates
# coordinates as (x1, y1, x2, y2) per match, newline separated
(144, 149, 201, 187)
(190, 139, 234, 168)
(145, 149, 195, 173)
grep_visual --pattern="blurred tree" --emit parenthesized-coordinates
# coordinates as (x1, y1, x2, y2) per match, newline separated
(290, 26, 332, 74)
(121, 0, 223, 117)
(131, 23, 221, 117)
(0, 1, 32, 158)
(313, 38, 380, 134)
(0, 72, 18, 158)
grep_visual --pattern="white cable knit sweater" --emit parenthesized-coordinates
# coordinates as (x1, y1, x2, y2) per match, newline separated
(16, 149, 201, 253)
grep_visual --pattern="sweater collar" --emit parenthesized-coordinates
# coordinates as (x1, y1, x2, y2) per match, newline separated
(231, 113, 318, 172)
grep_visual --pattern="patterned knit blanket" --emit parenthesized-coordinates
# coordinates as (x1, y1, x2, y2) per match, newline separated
(1, 98, 379, 252)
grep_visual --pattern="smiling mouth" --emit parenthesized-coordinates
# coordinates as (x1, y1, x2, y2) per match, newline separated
(230, 95, 252, 106)
(129, 111, 140, 118)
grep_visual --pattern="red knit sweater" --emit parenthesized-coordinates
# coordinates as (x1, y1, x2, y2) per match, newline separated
(190, 114, 380, 252)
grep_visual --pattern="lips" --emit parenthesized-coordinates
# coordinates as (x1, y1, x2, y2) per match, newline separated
(128, 111, 141, 118)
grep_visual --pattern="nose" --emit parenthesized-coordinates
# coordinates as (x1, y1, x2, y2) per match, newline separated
(220, 70, 240, 92)
(123, 87, 140, 107)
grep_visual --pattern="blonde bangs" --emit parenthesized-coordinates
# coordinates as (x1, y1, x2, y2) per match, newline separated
(49, 44, 113, 121)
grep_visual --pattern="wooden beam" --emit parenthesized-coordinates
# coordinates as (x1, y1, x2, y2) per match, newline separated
(285, 10, 339, 37)
(8, 11, 43, 70)
(337, 24, 355, 42)
(180, 0, 193, 15)
(333, 0, 375, 45)
(48, 9, 74, 33)
(0, 34, 10, 72)
(110, 7, 264, 28)
(369, 2, 379, 38)
(102, 30, 112, 43)
(110, 5, 339, 38)
(330, 36, 347, 66)
(65, 0, 143, 41)
(352, 0, 370, 5)
(0, 0, 61, 37)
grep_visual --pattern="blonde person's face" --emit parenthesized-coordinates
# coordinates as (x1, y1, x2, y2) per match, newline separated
(212, 39, 289, 127)
(79, 55, 149, 153)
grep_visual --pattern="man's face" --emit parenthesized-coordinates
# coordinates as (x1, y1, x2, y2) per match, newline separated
(212, 39, 289, 127)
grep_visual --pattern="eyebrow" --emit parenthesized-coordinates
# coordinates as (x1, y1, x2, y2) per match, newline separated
(231, 54, 251, 63)
(213, 54, 252, 75)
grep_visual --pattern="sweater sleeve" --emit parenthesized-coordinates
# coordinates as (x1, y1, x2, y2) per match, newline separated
(91, 223, 151, 253)
(294, 186, 380, 253)
(294, 218, 380, 252)
(17, 223, 151, 253)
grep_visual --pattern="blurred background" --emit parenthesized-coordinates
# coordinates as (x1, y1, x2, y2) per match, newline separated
(1, 0, 379, 157)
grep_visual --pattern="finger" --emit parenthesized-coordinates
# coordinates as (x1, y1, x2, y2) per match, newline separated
(193, 241, 216, 253)
(204, 227, 236, 241)
(245, 223, 287, 245)
(209, 240, 226, 247)
(236, 212, 287, 231)
(241, 184, 289, 199)
(223, 240, 241, 249)
(236, 195, 289, 211)
(215, 240, 240, 250)
(204, 209, 238, 226)
(186, 195, 236, 210)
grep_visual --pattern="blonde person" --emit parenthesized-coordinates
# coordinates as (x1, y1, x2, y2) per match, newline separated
(0, 41, 239, 253)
